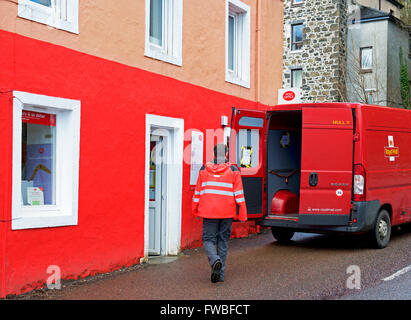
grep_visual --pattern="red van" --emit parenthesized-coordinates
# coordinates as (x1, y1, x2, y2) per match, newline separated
(230, 103, 411, 248)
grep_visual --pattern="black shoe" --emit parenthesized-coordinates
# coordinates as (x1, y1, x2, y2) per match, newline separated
(211, 260, 222, 283)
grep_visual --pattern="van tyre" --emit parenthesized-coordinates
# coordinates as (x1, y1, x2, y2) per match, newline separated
(271, 227, 295, 243)
(371, 209, 391, 249)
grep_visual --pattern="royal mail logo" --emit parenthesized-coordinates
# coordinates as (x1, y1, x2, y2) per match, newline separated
(384, 136, 399, 161)
(278, 88, 301, 105)
(283, 91, 296, 101)
(384, 147, 399, 157)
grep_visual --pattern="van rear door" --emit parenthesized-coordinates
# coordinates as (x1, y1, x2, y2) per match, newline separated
(299, 107, 354, 225)
(230, 108, 268, 219)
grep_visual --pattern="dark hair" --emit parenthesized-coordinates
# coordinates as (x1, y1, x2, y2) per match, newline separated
(214, 144, 228, 158)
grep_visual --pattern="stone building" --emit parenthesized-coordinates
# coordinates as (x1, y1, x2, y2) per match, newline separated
(353, 0, 404, 19)
(281, 0, 348, 103)
(346, 3, 411, 107)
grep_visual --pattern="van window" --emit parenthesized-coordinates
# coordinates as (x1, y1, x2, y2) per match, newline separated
(237, 129, 259, 168)
(238, 116, 264, 127)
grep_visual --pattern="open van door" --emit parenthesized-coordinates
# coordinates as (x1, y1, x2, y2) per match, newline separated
(299, 107, 354, 225)
(230, 108, 268, 219)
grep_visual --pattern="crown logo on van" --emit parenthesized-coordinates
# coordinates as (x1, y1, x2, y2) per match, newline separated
(384, 136, 399, 161)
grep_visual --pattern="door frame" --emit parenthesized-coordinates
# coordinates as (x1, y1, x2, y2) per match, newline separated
(144, 114, 184, 258)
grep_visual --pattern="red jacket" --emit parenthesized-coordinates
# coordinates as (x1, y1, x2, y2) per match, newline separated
(192, 162, 247, 221)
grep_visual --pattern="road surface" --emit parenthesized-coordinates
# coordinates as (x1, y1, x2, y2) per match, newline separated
(12, 224, 411, 300)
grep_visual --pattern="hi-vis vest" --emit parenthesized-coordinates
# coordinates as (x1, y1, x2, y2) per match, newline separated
(192, 162, 247, 221)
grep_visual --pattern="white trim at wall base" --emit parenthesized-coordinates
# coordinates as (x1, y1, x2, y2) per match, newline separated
(144, 114, 184, 258)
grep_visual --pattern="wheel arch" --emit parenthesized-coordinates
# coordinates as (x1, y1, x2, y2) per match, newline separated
(379, 203, 393, 223)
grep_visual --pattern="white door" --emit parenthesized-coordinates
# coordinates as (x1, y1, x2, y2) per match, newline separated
(148, 134, 167, 255)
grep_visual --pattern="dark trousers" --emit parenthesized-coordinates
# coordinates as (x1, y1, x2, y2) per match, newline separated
(202, 218, 233, 280)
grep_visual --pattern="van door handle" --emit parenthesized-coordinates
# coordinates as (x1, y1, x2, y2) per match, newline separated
(309, 172, 318, 187)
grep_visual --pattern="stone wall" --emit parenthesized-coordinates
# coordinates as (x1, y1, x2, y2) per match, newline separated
(282, 0, 348, 102)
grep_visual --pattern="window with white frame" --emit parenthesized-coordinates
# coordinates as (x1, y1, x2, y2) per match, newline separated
(291, 23, 303, 51)
(12, 91, 81, 230)
(360, 47, 373, 73)
(18, 0, 79, 34)
(145, 0, 183, 66)
(226, 0, 251, 88)
(291, 68, 303, 88)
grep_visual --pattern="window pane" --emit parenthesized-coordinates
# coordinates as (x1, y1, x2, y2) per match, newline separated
(238, 116, 264, 127)
(361, 48, 372, 70)
(150, 0, 163, 46)
(30, 0, 52, 7)
(228, 15, 235, 71)
(291, 69, 303, 88)
(237, 129, 260, 168)
(21, 111, 56, 206)
(292, 24, 303, 51)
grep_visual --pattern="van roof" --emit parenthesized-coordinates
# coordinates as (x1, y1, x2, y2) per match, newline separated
(268, 103, 411, 113)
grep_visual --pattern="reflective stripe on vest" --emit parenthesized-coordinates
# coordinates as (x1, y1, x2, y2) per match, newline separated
(235, 197, 245, 203)
(201, 181, 234, 189)
(199, 189, 234, 197)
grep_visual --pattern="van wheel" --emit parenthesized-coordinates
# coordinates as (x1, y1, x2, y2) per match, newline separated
(271, 228, 295, 243)
(371, 209, 391, 249)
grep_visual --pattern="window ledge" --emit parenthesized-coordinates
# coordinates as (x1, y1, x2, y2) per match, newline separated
(17, 0, 79, 34)
(226, 73, 250, 89)
(144, 48, 182, 67)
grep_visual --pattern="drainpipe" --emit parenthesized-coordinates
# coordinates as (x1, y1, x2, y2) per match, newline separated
(0, 91, 12, 298)
(254, 0, 261, 110)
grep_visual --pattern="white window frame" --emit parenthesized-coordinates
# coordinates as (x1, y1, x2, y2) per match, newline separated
(145, 0, 183, 66)
(12, 91, 81, 230)
(226, 0, 251, 88)
(18, 0, 79, 34)
(291, 22, 303, 52)
(291, 68, 303, 88)
(360, 47, 373, 72)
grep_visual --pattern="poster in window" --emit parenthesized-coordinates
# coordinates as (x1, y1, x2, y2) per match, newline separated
(240, 146, 252, 168)
(22, 111, 56, 205)
(27, 187, 45, 206)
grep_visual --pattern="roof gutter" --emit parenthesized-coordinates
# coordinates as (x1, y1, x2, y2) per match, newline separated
(350, 15, 390, 24)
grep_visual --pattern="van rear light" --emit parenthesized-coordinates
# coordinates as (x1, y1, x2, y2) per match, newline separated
(353, 164, 366, 201)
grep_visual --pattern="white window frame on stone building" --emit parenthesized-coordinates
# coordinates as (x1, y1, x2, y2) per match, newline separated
(226, 0, 251, 88)
(360, 47, 373, 73)
(291, 68, 303, 88)
(291, 22, 303, 52)
(145, 0, 183, 67)
(18, 0, 79, 34)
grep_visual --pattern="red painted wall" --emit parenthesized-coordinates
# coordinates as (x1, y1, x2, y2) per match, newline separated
(0, 30, 265, 297)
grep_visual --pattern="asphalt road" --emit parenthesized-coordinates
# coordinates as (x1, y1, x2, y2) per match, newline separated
(13, 223, 411, 300)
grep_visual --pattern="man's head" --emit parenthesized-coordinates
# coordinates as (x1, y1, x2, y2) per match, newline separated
(213, 144, 228, 164)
